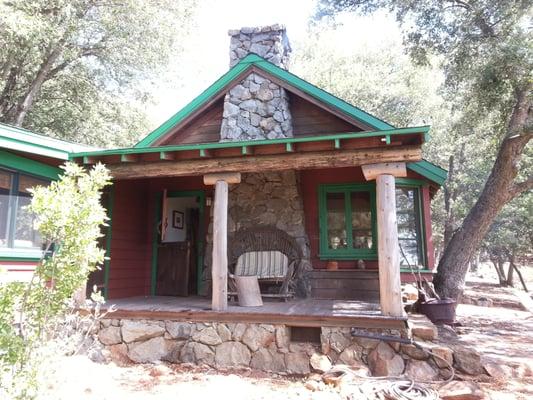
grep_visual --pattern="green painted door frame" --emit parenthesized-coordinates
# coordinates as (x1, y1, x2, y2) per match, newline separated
(151, 190, 206, 296)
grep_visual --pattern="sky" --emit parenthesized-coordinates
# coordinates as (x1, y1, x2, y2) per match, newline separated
(147, 0, 400, 128)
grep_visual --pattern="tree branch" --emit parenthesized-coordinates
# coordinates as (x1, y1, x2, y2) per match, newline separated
(509, 176, 533, 198)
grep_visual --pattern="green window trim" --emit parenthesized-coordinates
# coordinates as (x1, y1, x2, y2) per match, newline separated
(0, 150, 62, 180)
(0, 248, 43, 261)
(318, 183, 377, 260)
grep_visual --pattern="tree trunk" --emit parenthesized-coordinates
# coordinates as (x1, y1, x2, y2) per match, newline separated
(506, 261, 514, 287)
(490, 257, 506, 285)
(443, 155, 456, 248)
(433, 85, 533, 300)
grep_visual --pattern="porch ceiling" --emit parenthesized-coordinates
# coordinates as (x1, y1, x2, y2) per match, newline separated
(70, 126, 428, 180)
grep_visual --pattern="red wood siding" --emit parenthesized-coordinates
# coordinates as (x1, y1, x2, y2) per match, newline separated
(0, 260, 37, 283)
(422, 185, 435, 270)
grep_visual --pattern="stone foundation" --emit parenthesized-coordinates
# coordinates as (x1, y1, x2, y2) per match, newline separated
(98, 317, 454, 380)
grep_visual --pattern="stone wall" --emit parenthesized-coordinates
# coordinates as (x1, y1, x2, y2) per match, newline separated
(220, 25, 293, 141)
(97, 317, 455, 381)
(204, 171, 312, 297)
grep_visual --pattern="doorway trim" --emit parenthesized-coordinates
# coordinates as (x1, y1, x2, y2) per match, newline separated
(151, 190, 206, 296)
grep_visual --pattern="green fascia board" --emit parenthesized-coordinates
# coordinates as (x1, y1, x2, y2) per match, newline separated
(134, 53, 393, 148)
(407, 159, 447, 186)
(0, 150, 62, 180)
(0, 122, 96, 159)
(72, 125, 430, 159)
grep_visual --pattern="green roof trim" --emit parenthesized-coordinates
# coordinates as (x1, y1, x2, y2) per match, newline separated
(71, 126, 429, 158)
(407, 160, 447, 186)
(134, 53, 394, 148)
(0, 122, 97, 160)
(0, 149, 63, 180)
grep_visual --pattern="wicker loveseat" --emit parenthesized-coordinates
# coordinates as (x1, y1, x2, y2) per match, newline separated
(228, 226, 303, 300)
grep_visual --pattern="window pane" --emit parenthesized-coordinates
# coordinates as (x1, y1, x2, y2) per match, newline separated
(14, 175, 47, 249)
(396, 187, 422, 267)
(351, 191, 372, 249)
(0, 169, 14, 248)
(326, 192, 347, 249)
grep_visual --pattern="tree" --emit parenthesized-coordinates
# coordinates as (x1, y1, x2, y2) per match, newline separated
(0, 0, 197, 147)
(316, 0, 532, 300)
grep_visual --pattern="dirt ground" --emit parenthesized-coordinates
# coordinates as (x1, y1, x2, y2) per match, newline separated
(38, 264, 532, 400)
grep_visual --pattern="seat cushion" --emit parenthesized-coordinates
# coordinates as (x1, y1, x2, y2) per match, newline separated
(235, 251, 289, 279)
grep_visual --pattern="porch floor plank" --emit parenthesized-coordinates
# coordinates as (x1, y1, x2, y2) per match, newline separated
(103, 296, 408, 329)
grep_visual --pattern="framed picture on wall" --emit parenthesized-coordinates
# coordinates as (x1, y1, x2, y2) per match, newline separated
(172, 210, 184, 229)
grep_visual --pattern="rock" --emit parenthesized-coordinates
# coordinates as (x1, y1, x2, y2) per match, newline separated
(475, 297, 493, 307)
(338, 344, 363, 366)
(352, 336, 380, 350)
(215, 342, 251, 367)
(328, 332, 351, 353)
(412, 324, 438, 341)
(121, 320, 165, 343)
(98, 326, 122, 345)
(483, 361, 514, 379)
(309, 353, 331, 373)
(439, 381, 487, 400)
(163, 340, 185, 363)
(304, 380, 320, 391)
(165, 321, 194, 339)
(275, 326, 290, 350)
(431, 346, 454, 369)
(401, 344, 429, 360)
(192, 327, 222, 346)
(285, 352, 310, 374)
(250, 348, 286, 372)
(180, 342, 215, 366)
(229, 323, 247, 341)
(453, 347, 484, 375)
(402, 284, 419, 301)
(347, 361, 371, 377)
(106, 343, 129, 365)
(127, 337, 168, 363)
(217, 324, 232, 342)
(367, 342, 405, 377)
(242, 325, 275, 352)
(404, 359, 439, 381)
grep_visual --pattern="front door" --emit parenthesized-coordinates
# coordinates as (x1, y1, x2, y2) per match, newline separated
(155, 192, 204, 296)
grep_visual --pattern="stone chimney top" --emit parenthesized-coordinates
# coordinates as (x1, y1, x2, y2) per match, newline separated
(228, 24, 291, 69)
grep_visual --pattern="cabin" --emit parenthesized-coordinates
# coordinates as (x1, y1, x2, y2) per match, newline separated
(0, 123, 95, 283)
(69, 24, 446, 337)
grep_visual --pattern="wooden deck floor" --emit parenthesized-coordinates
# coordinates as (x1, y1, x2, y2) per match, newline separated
(103, 296, 408, 329)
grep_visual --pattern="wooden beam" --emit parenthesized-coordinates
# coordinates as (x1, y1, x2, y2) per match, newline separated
(212, 180, 228, 311)
(108, 146, 421, 180)
(203, 172, 241, 185)
(160, 151, 175, 160)
(376, 174, 404, 317)
(362, 162, 407, 181)
(120, 154, 138, 163)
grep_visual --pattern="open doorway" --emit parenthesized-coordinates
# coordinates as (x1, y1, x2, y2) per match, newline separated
(154, 191, 205, 297)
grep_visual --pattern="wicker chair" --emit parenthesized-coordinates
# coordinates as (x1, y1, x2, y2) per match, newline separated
(228, 226, 303, 299)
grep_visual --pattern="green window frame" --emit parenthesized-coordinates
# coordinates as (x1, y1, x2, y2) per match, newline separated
(395, 178, 427, 270)
(318, 183, 377, 260)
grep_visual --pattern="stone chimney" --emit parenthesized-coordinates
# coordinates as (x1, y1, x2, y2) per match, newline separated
(220, 25, 293, 141)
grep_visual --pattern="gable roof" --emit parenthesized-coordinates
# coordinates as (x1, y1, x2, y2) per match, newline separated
(0, 122, 97, 160)
(135, 54, 395, 148)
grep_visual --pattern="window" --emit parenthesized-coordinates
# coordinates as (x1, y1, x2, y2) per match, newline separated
(319, 184, 377, 259)
(396, 186, 425, 268)
(0, 168, 47, 252)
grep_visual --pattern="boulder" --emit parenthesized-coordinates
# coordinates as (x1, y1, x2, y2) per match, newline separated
(250, 348, 286, 372)
(404, 359, 439, 382)
(367, 342, 405, 377)
(192, 326, 222, 346)
(328, 332, 351, 353)
(338, 344, 363, 366)
(121, 320, 165, 343)
(163, 340, 186, 363)
(242, 325, 275, 352)
(483, 361, 514, 379)
(106, 343, 129, 365)
(275, 326, 290, 350)
(400, 344, 429, 360)
(98, 326, 122, 345)
(309, 353, 332, 373)
(431, 346, 454, 369)
(165, 321, 194, 339)
(127, 337, 168, 363)
(453, 347, 484, 375)
(215, 342, 251, 367)
(438, 381, 487, 400)
(180, 342, 215, 366)
(285, 352, 310, 374)
(217, 324, 232, 342)
(412, 324, 438, 341)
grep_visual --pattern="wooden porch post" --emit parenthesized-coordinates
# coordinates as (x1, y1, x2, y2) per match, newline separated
(203, 172, 241, 311)
(362, 163, 406, 317)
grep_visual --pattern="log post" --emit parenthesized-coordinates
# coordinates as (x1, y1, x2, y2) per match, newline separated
(204, 172, 241, 311)
(362, 163, 406, 317)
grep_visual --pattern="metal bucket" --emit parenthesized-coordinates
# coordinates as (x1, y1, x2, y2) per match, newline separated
(419, 298, 456, 324)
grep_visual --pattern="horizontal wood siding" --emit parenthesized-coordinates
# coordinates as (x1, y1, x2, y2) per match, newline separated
(290, 94, 362, 136)
(311, 270, 379, 301)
